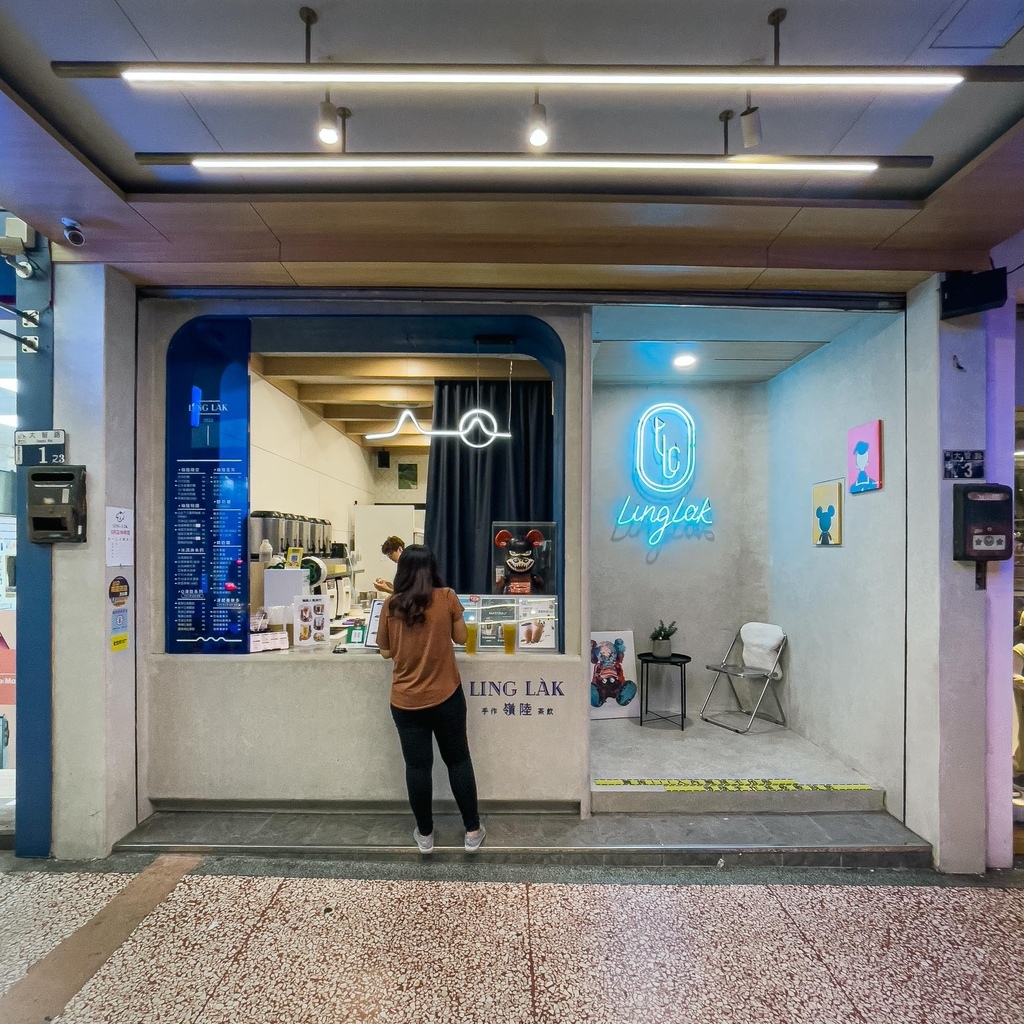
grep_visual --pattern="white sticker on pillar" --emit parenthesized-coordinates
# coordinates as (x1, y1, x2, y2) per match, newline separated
(105, 507, 135, 567)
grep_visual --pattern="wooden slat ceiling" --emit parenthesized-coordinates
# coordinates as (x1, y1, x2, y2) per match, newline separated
(253, 354, 548, 450)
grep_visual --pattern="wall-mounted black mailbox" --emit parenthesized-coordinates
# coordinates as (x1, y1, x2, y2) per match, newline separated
(27, 465, 87, 543)
(953, 482, 1013, 561)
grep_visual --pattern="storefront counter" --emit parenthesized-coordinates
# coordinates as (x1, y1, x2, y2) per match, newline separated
(145, 652, 588, 811)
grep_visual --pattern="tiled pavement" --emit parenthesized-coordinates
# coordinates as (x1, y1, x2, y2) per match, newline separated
(0, 870, 133, 998)
(1, 856, 1024, 1023)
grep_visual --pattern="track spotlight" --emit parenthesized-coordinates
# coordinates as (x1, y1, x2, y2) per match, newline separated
(318, 98, 340, 145)
(740, 92, 762, 148)
(3, 253, 34, 280)
(528, 90, 549, 149)
(673, 353, 698, 369)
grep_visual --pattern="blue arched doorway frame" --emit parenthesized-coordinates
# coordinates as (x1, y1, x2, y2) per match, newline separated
(165, 313, 567, 652)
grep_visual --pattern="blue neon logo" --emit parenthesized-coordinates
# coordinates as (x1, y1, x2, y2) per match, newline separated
(634, 402, 696, 496)
(616, 401, 712, 547)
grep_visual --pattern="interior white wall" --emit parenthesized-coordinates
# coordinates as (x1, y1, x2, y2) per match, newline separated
(250, 374, 375, 546)
(590, 383, 769, 708)
(372, 452, 429, 504)
(766, 314, 907, 805)
(51, 264, 138, 859)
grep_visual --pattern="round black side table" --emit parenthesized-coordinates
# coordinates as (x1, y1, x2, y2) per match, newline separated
(636, 652, 690, 731)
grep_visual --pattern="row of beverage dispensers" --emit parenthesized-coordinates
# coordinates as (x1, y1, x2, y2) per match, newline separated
(248, 510, 339, 558)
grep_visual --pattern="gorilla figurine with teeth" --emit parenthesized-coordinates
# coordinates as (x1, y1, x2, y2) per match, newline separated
(494, 528, 546, 595)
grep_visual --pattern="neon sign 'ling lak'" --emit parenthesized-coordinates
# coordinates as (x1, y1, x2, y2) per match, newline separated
(618, 401, 713, 546)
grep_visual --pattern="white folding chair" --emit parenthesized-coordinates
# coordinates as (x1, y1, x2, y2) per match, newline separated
(700, 622, 787, 735)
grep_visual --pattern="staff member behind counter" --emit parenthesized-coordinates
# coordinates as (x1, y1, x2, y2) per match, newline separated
(374, 536, 405, 594)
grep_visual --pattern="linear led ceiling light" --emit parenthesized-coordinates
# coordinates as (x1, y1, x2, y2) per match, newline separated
(51, 3, 1016, 91)
(54, 61, 980, 89)
(136, 152, 932, 174)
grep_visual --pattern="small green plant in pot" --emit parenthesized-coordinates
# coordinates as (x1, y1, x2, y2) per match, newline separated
(650, 620, 678, 658)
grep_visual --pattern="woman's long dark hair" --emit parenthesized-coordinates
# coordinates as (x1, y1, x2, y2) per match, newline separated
(388, 545, 445, 626)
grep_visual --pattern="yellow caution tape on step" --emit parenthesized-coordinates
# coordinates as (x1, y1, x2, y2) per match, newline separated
(593, 778, 874, 793)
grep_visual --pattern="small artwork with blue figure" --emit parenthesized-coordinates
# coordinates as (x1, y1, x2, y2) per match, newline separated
(848, 420, 883, 494)
(812, 480, 843, 547)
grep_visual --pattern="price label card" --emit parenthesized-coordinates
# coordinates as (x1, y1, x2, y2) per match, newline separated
(15, 429, 67, 466)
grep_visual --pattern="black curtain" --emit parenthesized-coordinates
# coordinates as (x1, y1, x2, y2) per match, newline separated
(425, 379, 553, 593)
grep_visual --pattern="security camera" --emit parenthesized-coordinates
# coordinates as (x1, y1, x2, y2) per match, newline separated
(60, 218, 85, 247)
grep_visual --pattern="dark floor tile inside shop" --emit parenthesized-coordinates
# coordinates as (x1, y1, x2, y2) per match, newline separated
(115, 810, 931, 867)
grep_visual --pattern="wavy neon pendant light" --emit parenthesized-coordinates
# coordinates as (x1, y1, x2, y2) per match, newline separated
(364, 408, 511, 449)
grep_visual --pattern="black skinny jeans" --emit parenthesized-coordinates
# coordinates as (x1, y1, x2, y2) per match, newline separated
(390, 686, 480, 836)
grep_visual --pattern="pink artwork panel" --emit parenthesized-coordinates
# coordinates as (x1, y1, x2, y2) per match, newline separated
(848, 420, 883, 494)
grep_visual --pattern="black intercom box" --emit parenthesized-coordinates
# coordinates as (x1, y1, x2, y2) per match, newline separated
(952, 482, 1012, 561)
(27, 465, 87, 543)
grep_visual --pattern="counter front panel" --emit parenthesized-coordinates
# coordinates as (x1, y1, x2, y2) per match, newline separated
(148, 653, 588, 808)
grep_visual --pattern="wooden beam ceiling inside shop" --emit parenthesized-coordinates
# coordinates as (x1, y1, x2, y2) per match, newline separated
(252, 354, 547, 451)
(260, 356, 549, 384)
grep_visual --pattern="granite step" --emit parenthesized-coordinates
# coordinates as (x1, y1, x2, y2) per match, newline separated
(113, 809, 930, 868)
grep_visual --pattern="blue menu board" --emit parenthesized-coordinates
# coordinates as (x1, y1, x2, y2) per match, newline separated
(165, 318, 250, 653)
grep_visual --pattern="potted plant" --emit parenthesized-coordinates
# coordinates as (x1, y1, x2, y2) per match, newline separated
(649, 620, 677, 659)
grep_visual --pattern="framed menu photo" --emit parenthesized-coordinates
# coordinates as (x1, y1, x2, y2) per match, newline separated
(516, 597, 558, 651)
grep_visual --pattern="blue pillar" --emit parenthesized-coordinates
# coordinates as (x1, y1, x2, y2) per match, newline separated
(14, 241, 53, 858)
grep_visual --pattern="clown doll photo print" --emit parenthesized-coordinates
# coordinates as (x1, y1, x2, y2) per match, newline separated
(590, 630, 639, 719)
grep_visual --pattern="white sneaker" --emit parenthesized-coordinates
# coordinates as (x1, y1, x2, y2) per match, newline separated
(414, 829, 434, 854)
(464, 824, 486, 853)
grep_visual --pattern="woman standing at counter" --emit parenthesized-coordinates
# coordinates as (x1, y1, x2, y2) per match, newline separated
(377, 545, 486, 854)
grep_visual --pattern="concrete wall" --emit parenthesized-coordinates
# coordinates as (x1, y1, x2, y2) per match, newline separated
(766, 314, 907, 805)
(904, 278, 991, 873)
(51, 265, 137, 859)
(148, 652, 585, 805)
(590, 383, 769, 708)
(250, 374, 374, 546)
